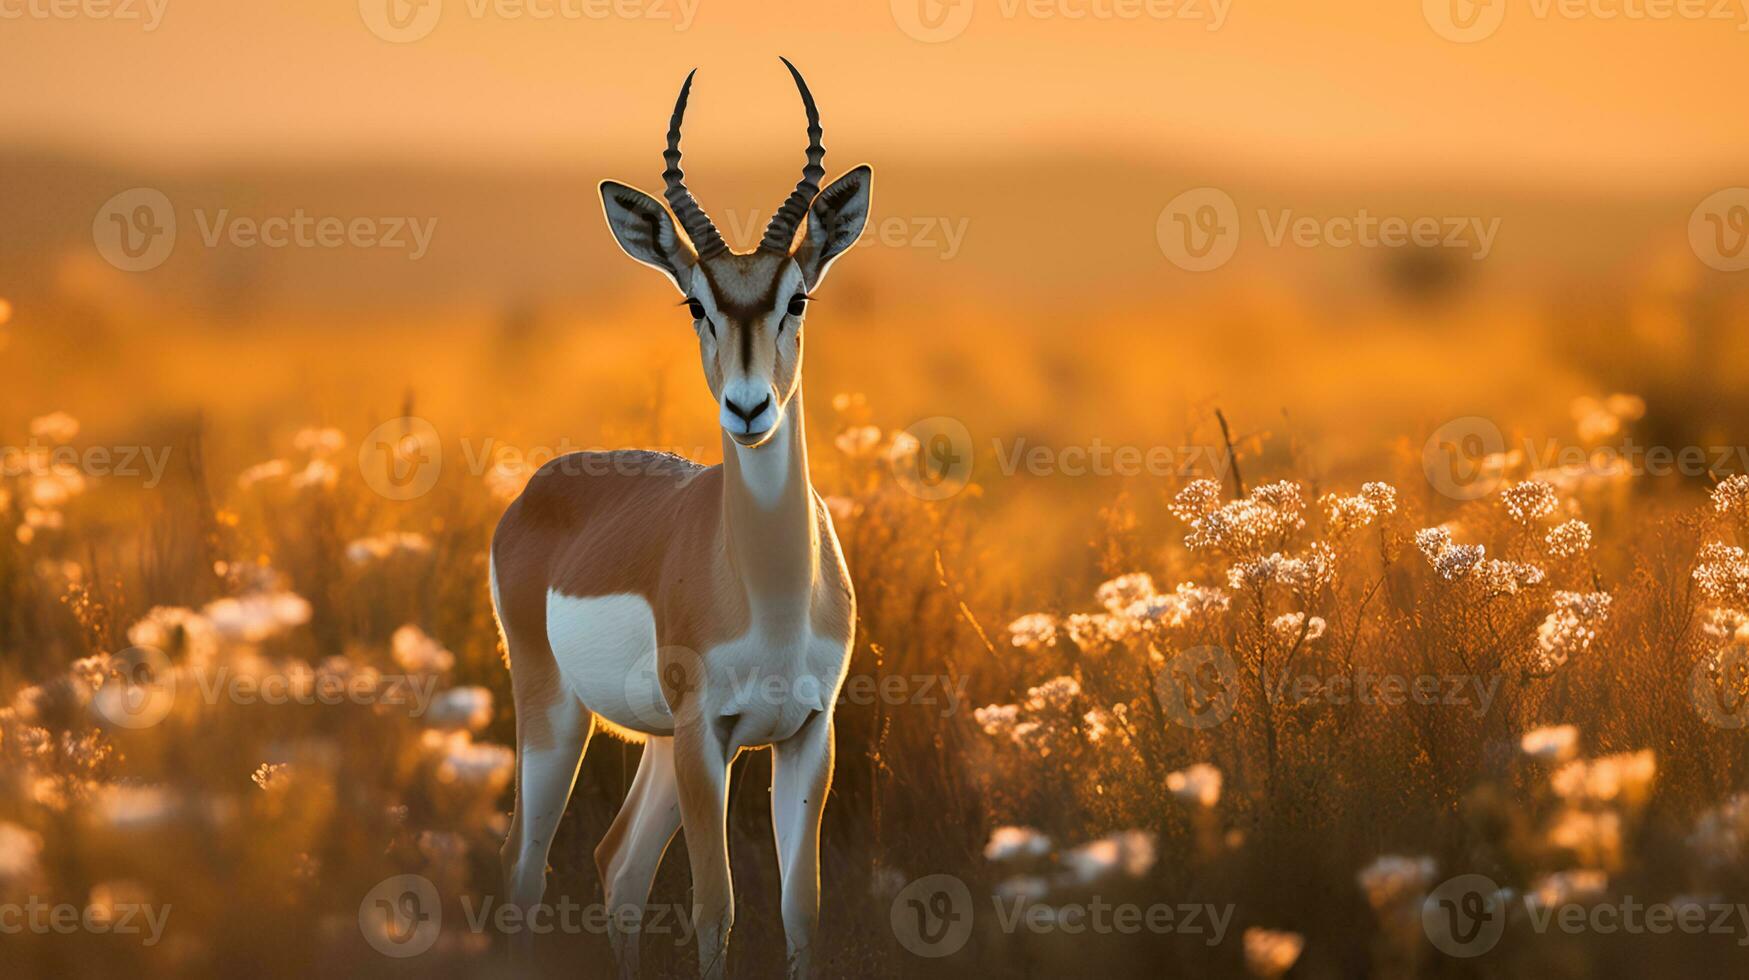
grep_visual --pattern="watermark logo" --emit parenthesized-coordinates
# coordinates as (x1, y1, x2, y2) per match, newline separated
(1690, 188, 1749, 272)
(891, 0, 976, 40)
(1690, 645, 1749, 729)
(91, 645, 176, 730)
(891, 874, 974, 957)
(93, 188, 176, 273)
(621, 644, 705, 729)
(1423, 416, 1508, 501)
(360, 417, 443, 501)
(1423, 0, 1506, 42)
(359, 0, 443, 41)
(1423, 874, 1508, 956)
(890, 416, 975, 501)
(1158, 188, 1240, 272)
(1155, 645, 1240, 729)
(359, 874, 442, 958)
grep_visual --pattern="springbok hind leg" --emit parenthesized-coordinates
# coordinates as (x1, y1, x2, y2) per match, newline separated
(501, 660, 593, 966)
(595, 736, 682, 979)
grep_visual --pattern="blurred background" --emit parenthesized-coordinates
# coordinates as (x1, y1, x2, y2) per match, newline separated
(5, 0, 1749, 501)
(5, 3, 1749, 977)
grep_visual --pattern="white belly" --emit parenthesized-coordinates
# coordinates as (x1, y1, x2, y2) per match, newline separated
(545, 591, 671, 735)
(544, 590, 854, 746)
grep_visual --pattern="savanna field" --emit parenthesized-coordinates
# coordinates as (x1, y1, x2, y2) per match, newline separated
(3, 230, 1749, 980)
(12, 0, 1749, 972)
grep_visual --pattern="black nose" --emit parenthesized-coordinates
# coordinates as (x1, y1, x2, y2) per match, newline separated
(723, 394, 771, 425)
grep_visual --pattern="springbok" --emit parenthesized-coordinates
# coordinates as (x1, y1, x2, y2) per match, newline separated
(491, 59, 871, 979)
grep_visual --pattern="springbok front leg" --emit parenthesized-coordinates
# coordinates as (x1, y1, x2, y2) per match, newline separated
(595, 736, 682, 980)
(772, 711, 834, 979)
(675, 720, 735, 980)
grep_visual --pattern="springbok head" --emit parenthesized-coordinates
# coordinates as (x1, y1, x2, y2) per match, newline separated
(600, 59, 873, 448)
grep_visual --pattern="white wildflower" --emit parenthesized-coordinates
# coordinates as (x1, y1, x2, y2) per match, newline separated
(984, 826, 1052, 862)
(1024, 676, 1082, 713)
(1550, 749, 1655, 807)
(1095, 573, 1156, 612)
(346, 531, 434, 565)
(1271, 612, 1326, 643)
(392, 625, 455, 675)
(1545, 519, 1593, 559)
(1165, 763, 1223, 808)
(1520, 724, 1579, 763)
(203, 591, 312, 644)
(1177, 481, 1307, 556)
(1243, 928, 1305, 979)
(1060, 831, 1156, 883)
(1356, 855, 1437, 911)
(1501, 481, 1559, 526)
(292, 427, 346, 458)
(1712, 475, 1749, 516)
(28, 412, 79, 443)
(424, 686, 494, 732)
(1694, 542, 1749, 605)
(236, 459, 292, 489)
(0, 822, 43, 887)
(1007, 613, 1058, 652)
(1526, 869, 1608, 909)
(1529, 591, 1612, 675)
(833, 425, 882, 459)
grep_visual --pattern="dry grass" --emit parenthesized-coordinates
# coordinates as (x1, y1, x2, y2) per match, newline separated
(2, 278, 1749, 980)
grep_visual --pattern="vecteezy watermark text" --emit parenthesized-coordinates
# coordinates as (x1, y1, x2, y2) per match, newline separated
(1158, 188, 1501, 272)
(0, 0, 169, 29)
(1422, 414, 1749, 500)
(359, 874, 695, 958)
(92, 647, 443, 730)
(1424, 0, 1749, 44)
(890, 0, 1231, 44)
(1155, 646, 1504, 730)
(93, 188, 438, 272)
(0, 897, 171, 946)
(991, 438, 1226, 479)
(1425, 873, 1749, 957)
(359, 0, 699, 43)
(889, 873, 1233, 958)
(1, 442, 172, 489)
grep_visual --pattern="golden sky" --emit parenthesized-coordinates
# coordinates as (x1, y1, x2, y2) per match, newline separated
(2, 0, 1746, 185)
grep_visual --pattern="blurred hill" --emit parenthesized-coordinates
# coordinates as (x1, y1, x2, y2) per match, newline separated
(0, 145, 1729, 319)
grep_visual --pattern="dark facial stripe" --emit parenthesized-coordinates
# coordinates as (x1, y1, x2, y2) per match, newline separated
(695, 261, 786, 372)
(739, 308, 754, 369)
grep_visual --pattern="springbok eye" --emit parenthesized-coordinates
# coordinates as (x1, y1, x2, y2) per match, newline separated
(687, 299, 706, 321)
(786, 295, 808, 317)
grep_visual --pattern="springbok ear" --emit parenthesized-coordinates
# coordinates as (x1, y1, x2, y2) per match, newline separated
(793, 165, 872, 289)
(600, 180, 696, 293)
